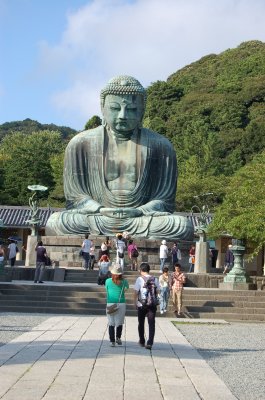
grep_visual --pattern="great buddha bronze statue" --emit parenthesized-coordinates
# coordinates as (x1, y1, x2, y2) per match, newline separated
(46, 76, 194, 240)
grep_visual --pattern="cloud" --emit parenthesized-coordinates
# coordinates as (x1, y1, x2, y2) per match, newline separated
(38, 0, 265, 129)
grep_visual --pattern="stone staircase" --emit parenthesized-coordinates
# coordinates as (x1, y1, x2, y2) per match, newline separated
(0, 280, 265, 320)
(182, 289, 265, 321)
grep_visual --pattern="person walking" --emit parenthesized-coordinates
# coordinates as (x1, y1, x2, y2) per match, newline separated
(7, 240, 17, 267)
(116, 234, 126, 271)
(159, 267, 170, 314)
(89, 240, 96, 270)
(127, 239, 139, 271)
(105, 265, 129, 346)
(134, 263, 160, 350)
(188, 245, 196, 273)
(159, 240, 168, 272)
(170, 242, 181, 270)
(170, 263, 186, 316)
(81, 234, 91, 270)
(34, 240, 48, 283)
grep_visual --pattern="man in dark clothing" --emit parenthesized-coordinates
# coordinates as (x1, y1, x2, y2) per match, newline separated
(34, 240, 47, 283)
(133, 263, 160, 350)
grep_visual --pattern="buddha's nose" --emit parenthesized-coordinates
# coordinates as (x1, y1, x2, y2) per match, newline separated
(118, 107, 127, 119)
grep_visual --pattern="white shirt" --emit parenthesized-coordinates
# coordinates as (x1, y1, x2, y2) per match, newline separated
(8, 243, 17, 259)
(134, 274, 160, 307)
(160, 244, 168, 259)
(82, 239, 91, 253)
(90, 243, 95, 256)
(116, 240, 126, 254)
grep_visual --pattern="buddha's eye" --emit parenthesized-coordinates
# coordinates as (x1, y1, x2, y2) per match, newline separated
(110, 106, 120, 111)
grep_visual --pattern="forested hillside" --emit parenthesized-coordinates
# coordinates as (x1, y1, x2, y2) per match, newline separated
(144, 40, 265, 211)
(0, 118, 76, 141)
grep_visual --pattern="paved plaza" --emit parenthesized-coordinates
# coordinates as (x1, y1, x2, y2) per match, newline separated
(0, 315, 236, 400)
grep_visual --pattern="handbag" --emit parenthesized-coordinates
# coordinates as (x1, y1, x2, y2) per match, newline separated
(106, 281, 125, 314)
(118, 251, 124, 259)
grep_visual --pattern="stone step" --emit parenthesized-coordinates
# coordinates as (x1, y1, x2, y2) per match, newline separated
(185, 311, 265, 322)
(1, 283, 265, 321)
(185, 305, 265, 314)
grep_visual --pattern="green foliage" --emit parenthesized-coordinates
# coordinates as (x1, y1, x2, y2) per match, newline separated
(208, 151, 265, 255)
(46, 152, 65, 207)
(84, 115, 102, 130)
(0, 131, 65, 205)
(143, 40, 265, 210)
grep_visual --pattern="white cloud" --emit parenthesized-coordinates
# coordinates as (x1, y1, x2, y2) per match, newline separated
(38, 0, 265, 129)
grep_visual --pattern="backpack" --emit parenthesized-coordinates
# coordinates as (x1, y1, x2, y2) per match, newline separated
(139, 276, 159, 307)
(131, 247, 139, 258)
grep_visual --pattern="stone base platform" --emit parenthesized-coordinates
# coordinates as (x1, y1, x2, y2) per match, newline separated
(219, 282, 257, 290)
(41, 235, 192, 269)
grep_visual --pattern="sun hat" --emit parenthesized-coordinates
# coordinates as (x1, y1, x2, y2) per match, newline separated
(161, 240, 166, 245)
(110, 265, 122, 275)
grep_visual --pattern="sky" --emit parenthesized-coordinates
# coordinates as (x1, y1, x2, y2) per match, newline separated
(0, 0, 265, 131)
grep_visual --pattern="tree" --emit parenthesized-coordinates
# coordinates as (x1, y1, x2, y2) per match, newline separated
(84, 115, 102, 130)
(46, 152, 65, 207)
(207, 151, 265, 255)
(0, 131, 65, 205)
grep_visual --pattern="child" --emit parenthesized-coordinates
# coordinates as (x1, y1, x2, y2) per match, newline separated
(159, 267, 170, 314)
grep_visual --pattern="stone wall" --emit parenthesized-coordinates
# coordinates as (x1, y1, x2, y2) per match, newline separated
(41, 236, 193, 270)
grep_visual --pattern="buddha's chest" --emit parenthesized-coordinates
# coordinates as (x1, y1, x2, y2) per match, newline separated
(104, 140, 138, 191)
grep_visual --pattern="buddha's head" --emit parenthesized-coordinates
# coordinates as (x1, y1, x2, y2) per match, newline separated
(100, 76, 146, 135)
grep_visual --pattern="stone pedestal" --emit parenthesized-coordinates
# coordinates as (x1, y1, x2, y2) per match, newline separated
(219, 240, 255, 290)
(219, 282, 256, 290)
(41, 236, 191, 269)
(194, 241, 210, 273)
(25, 236, 38, 267)
(53, 268, 65, 282)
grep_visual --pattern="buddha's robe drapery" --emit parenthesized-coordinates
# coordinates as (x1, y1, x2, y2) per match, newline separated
(46, 126, 193, 240)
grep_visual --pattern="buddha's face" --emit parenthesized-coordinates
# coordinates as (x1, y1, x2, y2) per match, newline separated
(103, 94, 144, 133)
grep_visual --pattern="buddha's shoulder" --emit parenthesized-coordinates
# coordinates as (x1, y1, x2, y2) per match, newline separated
(67, 126, 103, 146)
(141, 128, 174, 149)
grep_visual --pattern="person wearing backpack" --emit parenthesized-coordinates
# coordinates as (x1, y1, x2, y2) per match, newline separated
(134, 263, 160, 350)
(127, 239, 139, 271)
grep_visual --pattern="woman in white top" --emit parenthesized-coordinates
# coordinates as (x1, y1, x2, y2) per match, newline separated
(159, 240, 168, 273)
(116, 234, 126, 271)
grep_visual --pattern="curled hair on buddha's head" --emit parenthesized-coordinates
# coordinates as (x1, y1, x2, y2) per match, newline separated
(100, 75, 147, 109)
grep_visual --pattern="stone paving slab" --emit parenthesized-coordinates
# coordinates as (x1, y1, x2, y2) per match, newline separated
(0, 316, 237, 400)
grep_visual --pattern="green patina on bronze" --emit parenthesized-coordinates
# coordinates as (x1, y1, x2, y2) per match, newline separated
(46, 76, 194, 239)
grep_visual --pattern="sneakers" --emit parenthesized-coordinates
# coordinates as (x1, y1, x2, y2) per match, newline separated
(116, 338, 122, 346)
(160, 310, 164, 315)
(145, 344, 152, 350)
(138, 341, 145, 347)
(110, 342, 115, 347)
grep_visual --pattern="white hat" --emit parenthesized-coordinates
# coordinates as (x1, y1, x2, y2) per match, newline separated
(162, 240, 166, 245)
(110, 264, 122, 275)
